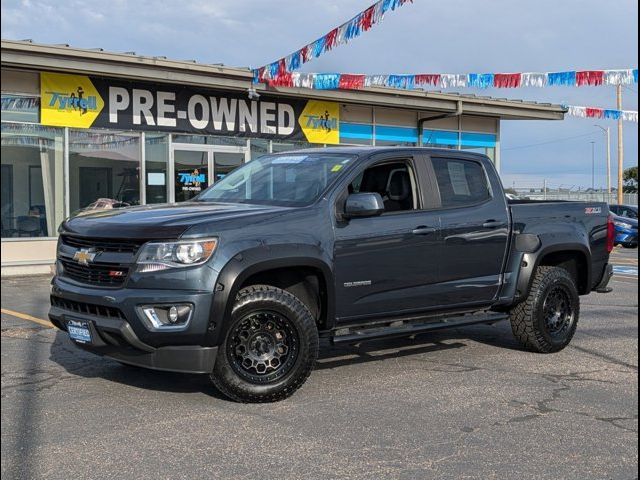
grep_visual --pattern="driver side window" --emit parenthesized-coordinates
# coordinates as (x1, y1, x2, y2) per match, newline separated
(349, 161, 417, 213)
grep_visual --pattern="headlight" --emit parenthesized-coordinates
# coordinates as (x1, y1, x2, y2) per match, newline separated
(137, 238, 217, 272)
(614, 221, 633, 230)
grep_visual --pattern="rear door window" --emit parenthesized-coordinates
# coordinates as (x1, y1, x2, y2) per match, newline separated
(431, 157, 491, 208)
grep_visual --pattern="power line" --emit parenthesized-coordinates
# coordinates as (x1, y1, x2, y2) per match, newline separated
(503, 131, 598, 151)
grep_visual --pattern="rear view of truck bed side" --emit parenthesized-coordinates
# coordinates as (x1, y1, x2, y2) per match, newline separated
(497, 200, 612, 307)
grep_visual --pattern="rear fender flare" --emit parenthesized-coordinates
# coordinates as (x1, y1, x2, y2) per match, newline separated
(516, 242, 591, 300)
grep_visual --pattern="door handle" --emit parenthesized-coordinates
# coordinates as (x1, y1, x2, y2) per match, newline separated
(412, 226, 437, 235)
(482, 220, 507, 229)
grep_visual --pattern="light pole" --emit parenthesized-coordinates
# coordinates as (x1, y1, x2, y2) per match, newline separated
(594, 124, 611, 196)
(616, 84, 624, 204)
(590, 141, 595, 191)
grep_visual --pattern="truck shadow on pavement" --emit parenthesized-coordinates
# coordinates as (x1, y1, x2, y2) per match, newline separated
(48, 322, 520, 397)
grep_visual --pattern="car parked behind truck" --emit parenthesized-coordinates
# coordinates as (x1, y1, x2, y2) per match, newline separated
(49, 147, 615, 402)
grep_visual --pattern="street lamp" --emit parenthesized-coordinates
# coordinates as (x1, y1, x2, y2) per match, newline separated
(594, 124, 611, 196)
(590, 141, 595, 191)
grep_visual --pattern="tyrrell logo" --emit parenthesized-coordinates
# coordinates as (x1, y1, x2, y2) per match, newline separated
(73, 249, 97, 266)
(48, 88, 98, 115)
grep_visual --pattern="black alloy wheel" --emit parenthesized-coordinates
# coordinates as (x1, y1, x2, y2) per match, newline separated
(227, 311, 300, 384)
(542, 285, 576, 337)
(210, 285, 319, 403)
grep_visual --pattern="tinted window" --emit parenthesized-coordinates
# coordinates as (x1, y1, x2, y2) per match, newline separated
(431, 158, 491, 208)
(196, 153, 355, 207)
(349, 161, 415, 213)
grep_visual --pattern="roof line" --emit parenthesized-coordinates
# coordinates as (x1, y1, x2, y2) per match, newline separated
(1, 39, 566, 120)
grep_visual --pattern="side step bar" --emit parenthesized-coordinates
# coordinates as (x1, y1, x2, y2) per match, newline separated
(331, 313, 508, 345)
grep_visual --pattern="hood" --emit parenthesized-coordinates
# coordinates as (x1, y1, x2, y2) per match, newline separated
(62, 202, 291, 239)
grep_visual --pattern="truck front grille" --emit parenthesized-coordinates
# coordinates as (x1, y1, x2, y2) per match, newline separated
(59, 259, 129, 287)
(61, 235, 145, 254)
(50, 296, 125, 320)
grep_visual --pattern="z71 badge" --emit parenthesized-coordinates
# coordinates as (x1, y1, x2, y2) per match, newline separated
(585, 207, 602, 215)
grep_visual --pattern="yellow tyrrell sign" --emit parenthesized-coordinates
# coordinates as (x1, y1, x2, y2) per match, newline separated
(40, 72, 104, 128)
(299, 100, 340, 144)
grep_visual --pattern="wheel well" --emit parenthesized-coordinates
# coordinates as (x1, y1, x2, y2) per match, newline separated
(538, 251, 589, 294)
(239, 267, 328, 329)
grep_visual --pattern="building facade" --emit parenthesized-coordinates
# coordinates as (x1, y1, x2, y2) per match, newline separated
(1, 40, 565, 274)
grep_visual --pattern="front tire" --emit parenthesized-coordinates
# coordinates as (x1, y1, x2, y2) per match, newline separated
(509, 266, 580, 353)
(211, 285, 319, 402)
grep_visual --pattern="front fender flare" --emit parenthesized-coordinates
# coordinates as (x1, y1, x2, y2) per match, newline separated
(204, 245, 334, 346)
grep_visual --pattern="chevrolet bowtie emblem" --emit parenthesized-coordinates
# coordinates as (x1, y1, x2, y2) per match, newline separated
(73, 248, 97, 266)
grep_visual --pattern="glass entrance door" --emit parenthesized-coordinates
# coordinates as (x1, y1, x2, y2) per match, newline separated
(171, 143, 248, 202)
(173, 149, 211, 202)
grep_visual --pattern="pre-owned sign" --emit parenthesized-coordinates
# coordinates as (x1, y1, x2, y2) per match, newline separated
(40, 72, 340, 144)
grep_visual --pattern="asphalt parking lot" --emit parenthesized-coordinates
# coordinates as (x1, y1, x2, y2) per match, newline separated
(1, 248, 637, 480)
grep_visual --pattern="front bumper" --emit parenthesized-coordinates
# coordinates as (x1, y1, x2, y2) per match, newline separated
(49, 276, 218, 373)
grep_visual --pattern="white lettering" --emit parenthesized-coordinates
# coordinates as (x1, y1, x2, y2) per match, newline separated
(132, 89, 155, 125)
(260, 101, 277, 134)
(188, 95, 209, 130)
(156, 91, 176, 127)
(210, 97, 237, 131)
(108, 87, 130, 123)
(278, 103, 295, 136)
(238, 100, 257, 133)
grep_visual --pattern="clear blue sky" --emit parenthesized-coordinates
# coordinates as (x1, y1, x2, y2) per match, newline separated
(2, 0, 637, 189)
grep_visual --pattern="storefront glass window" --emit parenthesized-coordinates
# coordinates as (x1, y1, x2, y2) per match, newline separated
(271, 140, 312, 153)
(1, 123, 64, 238)
(172, 134, 247, 148)
(249, 138, 270, 160)
(68, 129, 140, 215)
(1, 94, 40, 123)
(215, 152, 245, 181)
(145, 133, 169, 204)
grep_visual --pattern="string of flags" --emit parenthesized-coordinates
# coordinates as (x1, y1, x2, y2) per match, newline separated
(254, 0, 413, 81)
(565, 105, 638, 123)
(256, 68, 638, 89)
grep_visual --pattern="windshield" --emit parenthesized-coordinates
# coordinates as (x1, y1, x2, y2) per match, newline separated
(196, 153, 356, 206)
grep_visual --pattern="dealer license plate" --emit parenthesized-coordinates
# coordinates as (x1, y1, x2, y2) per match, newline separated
(67, 319, 92, 344)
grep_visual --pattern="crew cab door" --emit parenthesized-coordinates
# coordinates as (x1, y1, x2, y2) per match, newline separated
(333, 155, 441, 321)
(429, 154, 510, 304)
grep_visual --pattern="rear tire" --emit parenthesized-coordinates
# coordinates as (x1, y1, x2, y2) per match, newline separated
(509, 266, 580, 353)
(210, 285, 319, 403)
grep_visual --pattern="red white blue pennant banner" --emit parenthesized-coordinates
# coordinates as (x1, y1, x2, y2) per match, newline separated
(257, 68, 638, 89)
(254, 0, 413, 82)
(565, 106, 638, 123)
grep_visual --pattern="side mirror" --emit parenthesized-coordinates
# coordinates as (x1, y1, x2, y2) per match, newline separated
(344, 192, 385, 219)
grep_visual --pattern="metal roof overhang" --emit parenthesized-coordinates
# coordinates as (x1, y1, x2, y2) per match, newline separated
(1, 40, 566, 121)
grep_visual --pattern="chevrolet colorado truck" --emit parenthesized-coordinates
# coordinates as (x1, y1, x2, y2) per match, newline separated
(49, 147, 615, 402)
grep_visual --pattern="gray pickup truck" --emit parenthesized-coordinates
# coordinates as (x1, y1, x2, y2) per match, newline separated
(49, 147, 615, 402)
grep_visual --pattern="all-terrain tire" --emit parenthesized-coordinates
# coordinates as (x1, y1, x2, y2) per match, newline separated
(210, 285, 319, 403)
(509, 266, 580, 353)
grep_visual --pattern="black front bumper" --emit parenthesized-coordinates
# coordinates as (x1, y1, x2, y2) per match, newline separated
(49, 277, 219, 374)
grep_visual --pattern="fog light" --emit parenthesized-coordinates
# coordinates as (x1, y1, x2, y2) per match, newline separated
(139, 304, 193, 331)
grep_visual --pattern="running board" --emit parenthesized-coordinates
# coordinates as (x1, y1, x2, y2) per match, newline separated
(330, 313, 508, 345)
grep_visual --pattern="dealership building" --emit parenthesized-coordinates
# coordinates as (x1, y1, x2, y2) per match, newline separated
(1, 39, 565, 275)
